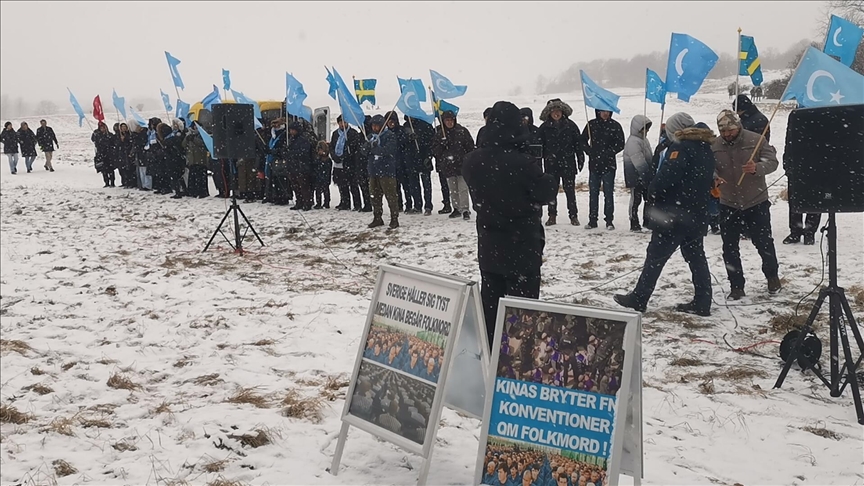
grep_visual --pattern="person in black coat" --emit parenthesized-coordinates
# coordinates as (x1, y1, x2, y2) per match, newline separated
(519, 107, 542, 166)
(330, 115, 367, 210)
(385, 112, 419, 213)
(462, 101, 559, 349)
(583, 109, 625, 229)
(312, 140, 332, 209)
(91, 122, 116, 187)
(36, 119, 59, 171)
(115, 123, 136, 188)
(614, 113, 715, 316)
(282, 121, 313, 210)
(735, 94, 770, 141)
(17, 122, 38, 173)
(2, 121, 20, 174)
(475, 107, 492, 148)
(538, 99, 585, 226)
(407, 116, 436, 215)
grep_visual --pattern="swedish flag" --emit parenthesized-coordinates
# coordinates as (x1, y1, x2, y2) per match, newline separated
(739, 35, 763, 87)
(431, 89, 459, 117)
(354, 78, 377, 105)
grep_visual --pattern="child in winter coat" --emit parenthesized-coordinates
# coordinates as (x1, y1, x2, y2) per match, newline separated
(313, 140, 332, 209)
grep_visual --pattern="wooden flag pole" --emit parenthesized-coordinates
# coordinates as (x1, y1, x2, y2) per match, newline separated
(734, 27, 742, 110)
(643, 69, 648, 135)
(430, 87, 447, 140)
(579, 75, 593, 147)
(736, 99, 782, 186)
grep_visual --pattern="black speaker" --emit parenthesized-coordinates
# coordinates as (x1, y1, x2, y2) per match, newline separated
(784, 104, 864, 213)
(211, 103, 256, 160)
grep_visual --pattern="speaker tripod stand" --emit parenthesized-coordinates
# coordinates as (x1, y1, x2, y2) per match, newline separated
(774, 212, 864, 425)
(203, 159, 264, 255)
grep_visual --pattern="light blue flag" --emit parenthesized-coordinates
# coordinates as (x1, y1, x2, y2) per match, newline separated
(665, 33, 719, 102)
(160, 89, 173, 113)
(222, 69, 231, 91)
(201, 85, 221, 111)
(285, 73, 311, 122)
(396, 84, 434, 124)
(67, 88, 86, 127)
(332, 67, 366, 128)
(782, 46, 864, 108)
(129, 106, 148, 128)
(580, 70, 621, 114)
(429, 70, 467, 99)
(645, 68, 667, 105)
(325, 66, 338, 101)
(398, 77, 427, 102)
(112, 89, 127, 119)
(824, 14, 864, 67)
(164, 51, 184, 90)
(197, 124, 217, 160)
(175, 99, 191, 122)
(230, 89, 262, 119)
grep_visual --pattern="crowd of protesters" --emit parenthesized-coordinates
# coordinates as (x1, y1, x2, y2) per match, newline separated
(482, 444, 608, 486)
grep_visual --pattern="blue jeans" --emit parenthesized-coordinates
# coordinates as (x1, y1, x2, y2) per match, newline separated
(24, 156, 36, 171)
(588, 170, 615, 225)
(420, 172, 433, 210)
(7, 153, 19, 173)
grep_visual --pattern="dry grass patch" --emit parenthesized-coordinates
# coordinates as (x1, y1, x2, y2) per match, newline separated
(681, 366, 768, 386)
(670, 357, 704, 367)
(79, 417, 113, 429)
(0, 339, 32, 355)
(800, 425, 842, 440)
(0, 404, 31, 424)
(606, 254, 635, 264)
(60, 361, 78, 371)
(174, 356, 195, 368)
(53, 459, 78, 477)
(112, 440, 138, 452)
(227, 429, 271, 448)
(107, 373, 140, 391)
(281, 390, 324, 423)
(96, 357, 118, 365)
(30, 367, 46, 376)
(226, 388, 271, 409)
(202, 458, 230, 473)
(248, 339, 275, 346)
(23, 383, 54, 395)
(848, 285, 864, 311)
(152, 401, 173, 415)
(207, 479, 248, 486)
(190, 374, 223, 386)
(769, 310, 811, 334)
(43, 415, 76, 436)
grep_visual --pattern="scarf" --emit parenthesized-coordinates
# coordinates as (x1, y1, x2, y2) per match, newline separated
(335, 129, 347, 157)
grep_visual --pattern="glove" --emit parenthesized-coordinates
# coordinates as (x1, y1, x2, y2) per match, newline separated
(257, 171, 265, 180)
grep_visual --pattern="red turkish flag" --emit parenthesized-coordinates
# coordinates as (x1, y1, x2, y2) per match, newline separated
(92, 95, 105, 122)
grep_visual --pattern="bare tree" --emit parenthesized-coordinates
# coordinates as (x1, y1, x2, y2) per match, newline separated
(36, 100, 58, 116)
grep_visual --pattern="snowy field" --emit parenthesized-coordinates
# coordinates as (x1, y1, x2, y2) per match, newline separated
(1, 75, 863, 486)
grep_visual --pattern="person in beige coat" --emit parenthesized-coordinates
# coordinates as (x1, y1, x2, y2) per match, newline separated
(711, 110, 781, 300)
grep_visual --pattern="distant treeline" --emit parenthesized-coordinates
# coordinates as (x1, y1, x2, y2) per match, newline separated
(536, 39, 813, 94)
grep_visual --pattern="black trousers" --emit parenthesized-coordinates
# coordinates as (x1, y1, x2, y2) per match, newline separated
(631, 228, 712, 311)
(719, 201, 779, 290)
(629, 185, 645, 225)
(188, 165, 209, 197)
(788, 206, 822, 237)
(438, 172, 450, 208)
(101, 170, 115, 186)
(480, 270, 541, 352)
(547, 174, 578, 219)
(354, 167, 370, 209)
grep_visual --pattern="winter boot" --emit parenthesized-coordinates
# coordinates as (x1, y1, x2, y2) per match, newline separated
(675, 301, 711, 317)
(728, 288, 746, 300)
(546, 215, 557, 226)
(570, 216, 580, 226)
(782, 234, 801, 244)
(613, 293, 646, 313)
(767, 277, 782, 294)
(449, 209, 462, 219)
(389, 216, 399, 229)
(439, 206, 453, 215)
(368, 217, 385, 228)
(463, 211, 471, 221)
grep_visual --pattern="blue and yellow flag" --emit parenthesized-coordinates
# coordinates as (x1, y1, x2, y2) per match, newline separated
(430, 89, 459, 117)
(739, 35, 763, 87)
(354, 78, 377, 105)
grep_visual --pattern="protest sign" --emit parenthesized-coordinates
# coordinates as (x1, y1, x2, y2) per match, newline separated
(475, 297, 642, 486)
(330, 264, 490, 486)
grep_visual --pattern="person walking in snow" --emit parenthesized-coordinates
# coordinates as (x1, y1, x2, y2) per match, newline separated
(1, 122, 19, 174)
(17, 122, 38, 173)
(36, 119, 59, 172)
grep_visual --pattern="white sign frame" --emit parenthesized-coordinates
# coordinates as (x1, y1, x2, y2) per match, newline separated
(473, 296, 643, 486)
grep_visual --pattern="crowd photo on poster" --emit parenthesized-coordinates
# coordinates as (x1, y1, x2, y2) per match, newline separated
(497, 308, 626, 396)
(481, 439, 609, 486)
(363, 317, 446, 383)
(348, 360, 435, 445)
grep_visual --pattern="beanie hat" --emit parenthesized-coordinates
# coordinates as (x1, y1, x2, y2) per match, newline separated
(370, 114, 385, 126)
(735, 94, 754, 112)
(716, 110, 742, 131)
(441, 110, 456, 121)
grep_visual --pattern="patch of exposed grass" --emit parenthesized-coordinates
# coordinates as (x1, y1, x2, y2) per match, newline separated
(0, 404, 31, 424)
(23, 383, 54, 395)
(606, 254, 635, 264)
(96, 357, 118, 365)
(248, 339, 275, 346)
(112, 440, 138, 452)
(848, 285, 864, 311)
(61, 361, 78, 371)
(152, 401, 172, 415)
(682, 366, 768, 386)
(698, 377, 715, 395)
(226, 388, 270, 409)
(202, 458, 230, 473)
(769, 311, 811, 335)
(281, 390, 323, 423)
(190, 374, 223, 386)
(174, 356, 195, 368)
(670, 357, 704, 367)
(30, 367, 46, 376)
(53, 459, 78, 477)
(227, 429, 271, 448)
(43, 415, 76, 436)
(79, 417, 112, 429)
(0, 339, 32, 355)
(645, 310, 709, 330)
(207, 479, 248, 486)
(800, 425, 841, 440)
(107, 373, 140, 391)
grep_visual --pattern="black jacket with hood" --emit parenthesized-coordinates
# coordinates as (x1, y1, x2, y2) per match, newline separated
(583, 110, 625, 175)
(735, 95, 770, 141)
(463, 101, 558, 276)
(537, 99, 585, 176)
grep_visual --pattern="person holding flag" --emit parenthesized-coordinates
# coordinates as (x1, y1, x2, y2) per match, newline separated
(734, 95, 770, 142)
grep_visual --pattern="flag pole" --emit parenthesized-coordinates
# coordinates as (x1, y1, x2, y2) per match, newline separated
(643, 69, 648, 135)
(734, 27, 742, 110)
(429, 87, 447, 140)
(579, 74, 593, 147)
(658, 106, 665, 143)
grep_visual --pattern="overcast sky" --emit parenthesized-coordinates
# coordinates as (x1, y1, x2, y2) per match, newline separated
(1, 1, 825, 108)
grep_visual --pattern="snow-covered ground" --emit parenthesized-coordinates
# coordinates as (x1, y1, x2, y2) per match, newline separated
(2, 74, 863, 486)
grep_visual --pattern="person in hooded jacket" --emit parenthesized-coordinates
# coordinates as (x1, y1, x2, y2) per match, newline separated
(183, 122, 211, 198)
(520, 107, 542, 166)
(583, 109, 625, 229)
(462, 101, 558, 349)
(1, 122, 19, 174)
(92, 121, 116, 187)
(432, 110, 475, 220)
(734, 94, 770, 141)
(330, 115, 367, 210)
(406, 116, 436, 215)
(114, 123, 136, 188)
(128, 123, 148, 189)
(36, 119, 59, 172)
(366, 114, 401, 229)
(622, 115, 653, 232)
(538, 99, 585, 226)
(17, 122, 38, 173)
(282, 121, 313, 210)
(614, 113, 715, 316)
(384, 112, 419, 213)
(312, 140, 333, 209)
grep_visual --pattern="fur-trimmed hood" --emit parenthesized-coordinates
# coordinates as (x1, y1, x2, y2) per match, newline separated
(674, 126, 716, 143)
(539, 99, 573, 122)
